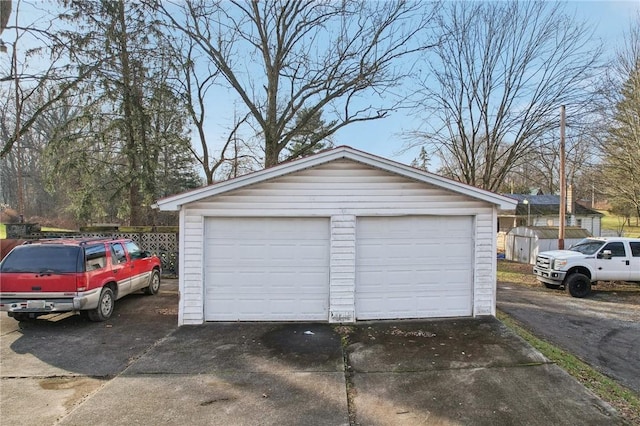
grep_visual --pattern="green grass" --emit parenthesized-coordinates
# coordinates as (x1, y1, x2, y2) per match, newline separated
(42, 227, 76, 233)
(498, 311, 640, 424)
(599, 210, 640, 237)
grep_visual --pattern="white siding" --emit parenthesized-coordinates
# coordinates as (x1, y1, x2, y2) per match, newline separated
(329, 215, 356, 322)
(187, 160, 490, 216)
(178, 159, 498, 324)
(179, 211, 204, 325)
(475, 211, 495, 316)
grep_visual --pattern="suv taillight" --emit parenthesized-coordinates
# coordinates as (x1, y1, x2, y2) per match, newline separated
(76, 275, 89, 292)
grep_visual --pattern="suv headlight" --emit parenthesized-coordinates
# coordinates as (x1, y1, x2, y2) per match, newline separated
(553, 259, 567, 269)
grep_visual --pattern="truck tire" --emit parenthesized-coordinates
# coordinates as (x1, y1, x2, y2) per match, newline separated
(87, 287, 115, 322)
(565, 273, 591, 298)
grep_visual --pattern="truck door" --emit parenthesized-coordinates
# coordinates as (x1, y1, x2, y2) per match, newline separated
(595, 241, 631, 281)
(110, 242, 132, 295)
(629, 242, 640, 281)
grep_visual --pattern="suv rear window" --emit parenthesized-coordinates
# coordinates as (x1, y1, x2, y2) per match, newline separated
(0, 245, 83, 273)
(85, 244, 108, 270)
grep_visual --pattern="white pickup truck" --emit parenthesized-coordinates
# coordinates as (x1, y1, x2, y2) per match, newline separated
(533, 237, 640, 297)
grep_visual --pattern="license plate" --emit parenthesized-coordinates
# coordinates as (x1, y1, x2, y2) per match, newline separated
(26, 300, 46, 309)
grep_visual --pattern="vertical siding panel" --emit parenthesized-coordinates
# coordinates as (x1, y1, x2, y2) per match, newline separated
(177, 209, 185, 326)
(181, 210, 204, 324)
(473, 211, 496, 316)
(329, 215, 356, 322)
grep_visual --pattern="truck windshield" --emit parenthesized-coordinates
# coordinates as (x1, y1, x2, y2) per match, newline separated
(569, 239, 605, 255)
(0, 245, 82, 273)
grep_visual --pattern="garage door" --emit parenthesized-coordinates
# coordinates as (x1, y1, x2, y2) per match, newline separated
(204, 217, 330, 321)
(356, 216, 473, 319)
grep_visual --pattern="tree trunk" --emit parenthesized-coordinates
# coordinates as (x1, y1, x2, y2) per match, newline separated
(116, 0, 143, 225)
(264, 138, 279, 168)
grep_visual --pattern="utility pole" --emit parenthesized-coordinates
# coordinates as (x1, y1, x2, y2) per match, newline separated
(14, 40, 24, 219)
(559, 105, 566, 250)
(4, 2, 24, 219)
(0, 1, 11, 35)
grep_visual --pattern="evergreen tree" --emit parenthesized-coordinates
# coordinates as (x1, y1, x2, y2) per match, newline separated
(55, 0, 197, 225)
(411, 147, 430, 171)
(284, 109, 335, 161)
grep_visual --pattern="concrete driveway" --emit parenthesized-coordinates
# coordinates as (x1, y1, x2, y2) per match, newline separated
(497, 282, 640, 395)
(0, 279, 625, 425)
(0, 278, 181, 424)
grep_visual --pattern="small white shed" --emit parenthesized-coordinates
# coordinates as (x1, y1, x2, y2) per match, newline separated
(505, 226, 592, 265)
(155, 147, 517, 325)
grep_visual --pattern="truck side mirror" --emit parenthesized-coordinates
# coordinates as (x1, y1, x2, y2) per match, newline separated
(598, 250, 612, 260)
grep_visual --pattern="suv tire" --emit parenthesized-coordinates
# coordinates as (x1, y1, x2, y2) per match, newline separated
(142, 270, 160, 295)
(565, 273, 591, 298)
(87, 287, 115, 321)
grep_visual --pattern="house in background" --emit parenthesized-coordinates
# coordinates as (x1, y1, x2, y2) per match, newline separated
(498, 189, 603, 237)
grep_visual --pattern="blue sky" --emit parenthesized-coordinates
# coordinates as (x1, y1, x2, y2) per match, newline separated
(335, 1, 640, 166)
(3, 0, 639, 170)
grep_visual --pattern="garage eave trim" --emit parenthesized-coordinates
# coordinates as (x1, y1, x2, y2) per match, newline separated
(154, 146, 518, 211)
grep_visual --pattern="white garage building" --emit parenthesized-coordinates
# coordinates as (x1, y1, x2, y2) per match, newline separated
(155, 147, 517, 325)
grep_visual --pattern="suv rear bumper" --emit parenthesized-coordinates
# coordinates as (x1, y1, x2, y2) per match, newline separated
(0, 288, 102, 314)
(533, 267, 566, 284)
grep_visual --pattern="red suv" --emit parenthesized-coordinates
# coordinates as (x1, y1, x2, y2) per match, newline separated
(0, 238, 162, 322)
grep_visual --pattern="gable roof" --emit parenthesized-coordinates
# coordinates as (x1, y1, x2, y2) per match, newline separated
(504, 194, 603, 216)
(154, 146, 518, 211)
(508, 226, 593, 239)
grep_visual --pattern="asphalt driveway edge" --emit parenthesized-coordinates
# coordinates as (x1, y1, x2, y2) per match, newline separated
(497, 309, 640, 425)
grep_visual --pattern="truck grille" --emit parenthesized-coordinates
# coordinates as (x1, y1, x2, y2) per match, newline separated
(536, 256, 551, 269)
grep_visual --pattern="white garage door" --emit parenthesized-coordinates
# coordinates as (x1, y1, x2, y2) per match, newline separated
(356, 216, 473, 320)
(204, 217, 330, 321)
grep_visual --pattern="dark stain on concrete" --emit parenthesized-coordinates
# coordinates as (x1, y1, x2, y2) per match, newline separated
(260, 323, 343, 367)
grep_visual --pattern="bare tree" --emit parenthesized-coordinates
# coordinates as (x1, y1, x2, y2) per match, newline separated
(0, 0, 105, 160)
(408, 1, 601, 192)
(155, 0, 439, 167)
(600, 15, 640, 221)
(167, 36, 257, 184)
(500, 119, 599, 197)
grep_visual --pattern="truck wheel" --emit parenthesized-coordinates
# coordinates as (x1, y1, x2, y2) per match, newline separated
(565, 273, 591, 298)
(543, 283, 561, 290)
(87, 287, 115, 322)
(142, 270, 160, 295)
